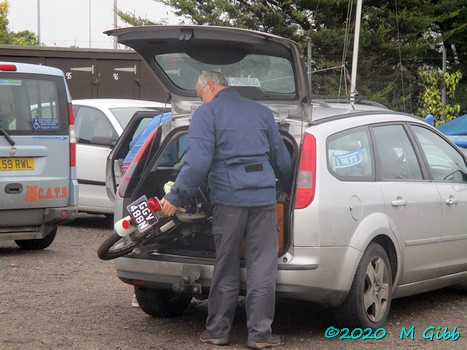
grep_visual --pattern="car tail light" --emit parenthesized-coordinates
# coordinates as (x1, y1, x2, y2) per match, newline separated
(0, 64, 17, 71)
(295, 133, 316, 209)
(67, 102, 76, 167)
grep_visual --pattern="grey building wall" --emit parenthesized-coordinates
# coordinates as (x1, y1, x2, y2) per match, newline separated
(0, 46, 168, 103)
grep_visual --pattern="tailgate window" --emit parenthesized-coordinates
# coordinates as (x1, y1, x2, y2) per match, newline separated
(0, 73, 68, 134)
(155, 53, 295, 99)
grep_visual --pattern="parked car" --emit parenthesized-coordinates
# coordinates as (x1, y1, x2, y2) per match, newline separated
(72, 99, 169, 216)
(104, 26, 467, 328)
(0, 61, 78, 249)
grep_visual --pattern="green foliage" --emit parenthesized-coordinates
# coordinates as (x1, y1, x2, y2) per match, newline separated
(115, 8, 159, 26)
(0, 1, 38, 45)
(0, 0, 8, 43)
(8, 30, 39, 45)
(418, 70, 462, 126)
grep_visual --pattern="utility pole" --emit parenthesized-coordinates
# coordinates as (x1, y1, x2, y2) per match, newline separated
(37, 0, 41, 45)
(442, 45, 447, 106)
(307, 38, 312, 92)
(113, 0, 118, 49)
(350, 0, 362, 103)
(89, 0, 92, 48)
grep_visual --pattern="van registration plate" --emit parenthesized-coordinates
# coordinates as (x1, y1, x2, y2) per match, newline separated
(0, 158, 35, 171)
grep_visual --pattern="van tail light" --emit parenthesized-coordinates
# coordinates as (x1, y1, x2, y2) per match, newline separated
(295, 133, 316, 209)
(0, 64, 17, 71)
(67, 102, 76, 167)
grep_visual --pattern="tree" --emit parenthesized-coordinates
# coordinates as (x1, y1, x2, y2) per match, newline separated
(418, 70, 462, 125)
(0, 0, 8, 43)
(119, 0, 467, 115)
(0, 1, 38, 45)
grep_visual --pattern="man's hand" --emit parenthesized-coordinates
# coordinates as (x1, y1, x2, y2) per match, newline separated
(160, 197, 177, 217)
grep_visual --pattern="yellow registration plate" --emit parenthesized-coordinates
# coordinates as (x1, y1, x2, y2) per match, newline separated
(0, 158, 35, 171)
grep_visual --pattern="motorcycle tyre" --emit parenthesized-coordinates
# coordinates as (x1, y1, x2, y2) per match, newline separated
(96, 232, 140, 260)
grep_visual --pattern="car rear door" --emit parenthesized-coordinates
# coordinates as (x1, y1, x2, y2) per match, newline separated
(410, 125, 467, 276)
(73, 105, 119, 211)
(106, 111, 170, 203)
(372, 123, 442, 284)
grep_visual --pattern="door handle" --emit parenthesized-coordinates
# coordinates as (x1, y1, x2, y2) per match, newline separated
(5, 183, 23, 194)
(445, 196, 459, 205)
(391, 198, 407, 207)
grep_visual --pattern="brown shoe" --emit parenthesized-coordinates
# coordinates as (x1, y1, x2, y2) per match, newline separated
(199, 330, 229, 346)
(247, 334, 282, 349)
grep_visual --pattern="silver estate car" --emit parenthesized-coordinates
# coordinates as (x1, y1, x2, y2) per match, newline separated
(105, 26, 467, 328)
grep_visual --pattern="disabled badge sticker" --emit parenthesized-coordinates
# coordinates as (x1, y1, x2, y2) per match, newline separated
(32, 118, 60, 130)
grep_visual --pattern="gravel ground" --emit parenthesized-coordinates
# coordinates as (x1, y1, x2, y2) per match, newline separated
(1, 214, 466, 350)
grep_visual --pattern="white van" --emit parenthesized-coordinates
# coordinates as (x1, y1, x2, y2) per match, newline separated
(0, 62, 78, 249)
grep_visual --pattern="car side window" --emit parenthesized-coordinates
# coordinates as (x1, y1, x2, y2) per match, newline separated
(75, 107, 117, 144)
(158, 133, 187, 168)
(412, 125, 467, 182)
(327, 127, 373, 180)
(372, 124, 422, 181)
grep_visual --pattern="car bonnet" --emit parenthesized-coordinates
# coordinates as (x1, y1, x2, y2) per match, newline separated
(105, 25, 311, 124)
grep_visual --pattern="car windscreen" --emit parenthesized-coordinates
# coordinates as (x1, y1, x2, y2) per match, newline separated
(0, 72, 68, 134)
(154, 53, 296, 99)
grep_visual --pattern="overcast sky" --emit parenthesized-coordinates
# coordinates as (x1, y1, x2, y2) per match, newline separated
(7, 0, 181, 49)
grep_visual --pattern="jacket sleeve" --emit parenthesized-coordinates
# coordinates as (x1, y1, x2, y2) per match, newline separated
(164, 106, 215, 207)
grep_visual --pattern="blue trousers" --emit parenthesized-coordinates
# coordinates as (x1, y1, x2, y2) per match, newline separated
(206, 204, 278, 342)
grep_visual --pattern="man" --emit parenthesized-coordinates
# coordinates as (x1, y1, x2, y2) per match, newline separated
(160, 71, 292, 349)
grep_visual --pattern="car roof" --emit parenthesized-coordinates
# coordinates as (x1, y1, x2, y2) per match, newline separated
(311, 102, 389, 121)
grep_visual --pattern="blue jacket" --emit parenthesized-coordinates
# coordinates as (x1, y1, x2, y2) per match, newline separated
(165, 87, 292, 207)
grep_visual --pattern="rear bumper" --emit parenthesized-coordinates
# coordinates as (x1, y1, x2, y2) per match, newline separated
(0, 206, 78, 240)
(44, 205, 79, 224)
(114, 245, 361, 307)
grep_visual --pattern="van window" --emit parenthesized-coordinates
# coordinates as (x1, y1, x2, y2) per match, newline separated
(0, 73, 68, 134)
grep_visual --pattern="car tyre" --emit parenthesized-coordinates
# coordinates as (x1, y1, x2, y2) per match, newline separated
(134, 286, 192, 317)
(335, 242, 392, 329)
(14, 227, 57, 250)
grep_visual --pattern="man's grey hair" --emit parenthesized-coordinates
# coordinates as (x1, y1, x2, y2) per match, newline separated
(197, 71, 229, 87)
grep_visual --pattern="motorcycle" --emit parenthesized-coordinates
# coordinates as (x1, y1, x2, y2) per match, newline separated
(97, 185, 212, 261)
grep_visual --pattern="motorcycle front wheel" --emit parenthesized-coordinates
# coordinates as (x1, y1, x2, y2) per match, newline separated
(97, 232, 141, 260)
(97, 216, 176, 260)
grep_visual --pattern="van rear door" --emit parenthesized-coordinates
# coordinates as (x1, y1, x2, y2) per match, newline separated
(0, 63, 75, 214)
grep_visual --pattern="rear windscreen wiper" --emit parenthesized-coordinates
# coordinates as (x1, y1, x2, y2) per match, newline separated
(0, 127, 16, 146)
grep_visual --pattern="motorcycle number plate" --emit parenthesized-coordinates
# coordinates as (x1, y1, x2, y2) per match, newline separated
(127, 195, 159, 232)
